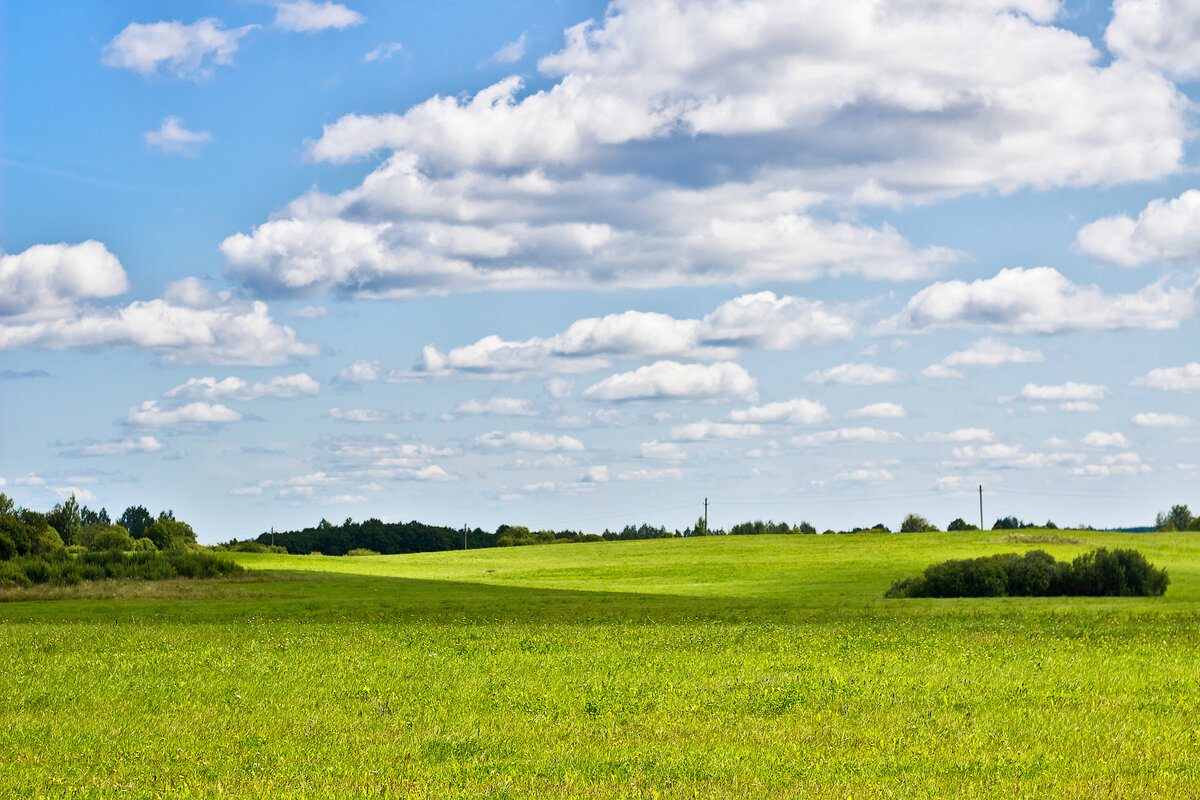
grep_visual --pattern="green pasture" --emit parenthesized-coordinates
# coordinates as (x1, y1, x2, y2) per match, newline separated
(2, 530, 1199, 798)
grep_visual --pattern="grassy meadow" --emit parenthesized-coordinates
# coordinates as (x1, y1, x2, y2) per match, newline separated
(2, 530, 1199, 798)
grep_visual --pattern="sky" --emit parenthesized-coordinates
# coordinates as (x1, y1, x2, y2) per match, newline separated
(3, 0, 1200, 542)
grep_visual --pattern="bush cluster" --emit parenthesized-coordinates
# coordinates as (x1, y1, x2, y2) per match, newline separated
(885, 548, 1169, 598)
(0, 549, 243, 589)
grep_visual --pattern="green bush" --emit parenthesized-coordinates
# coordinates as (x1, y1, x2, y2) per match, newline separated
(0, 550, 243, 588)
(886, 548, 1168, 598)
(345, 548, 381, 556)
(90, 525, 134, 552)
(133, 537, 158, 552)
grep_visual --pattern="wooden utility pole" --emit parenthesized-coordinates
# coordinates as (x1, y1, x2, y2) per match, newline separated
(704, 497, 709, 535)
(978, 486, 984, 531)
(271, 527, 275, 548)
(463, 524, 468, 551)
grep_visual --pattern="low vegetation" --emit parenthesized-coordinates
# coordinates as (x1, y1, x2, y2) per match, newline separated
(885, 547, 1169, 598)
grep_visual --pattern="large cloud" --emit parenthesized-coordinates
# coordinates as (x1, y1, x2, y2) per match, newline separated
(273, 1, 364, 33)
(1077, 190, 1200, 267)
(126, 401, 243, 428)
(338, 291, 853, 382)
(102, 18, 257, 80)
(164, 373, 320, 400)
(218, 0, 1196, 301)
(877, 267, 1199, 335)
(309, 0, 1184, 190)
(0, 241, 128, 318)
(1106, 0, 1200, 80)
(1132, 362, 1200, 391)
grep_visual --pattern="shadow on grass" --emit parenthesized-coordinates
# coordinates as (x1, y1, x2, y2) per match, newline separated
(1, 567, 1192, 628)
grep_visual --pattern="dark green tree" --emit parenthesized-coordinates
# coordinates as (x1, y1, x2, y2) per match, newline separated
(47, 495, 83, 545)
(144, 518, 197, 551)
(118, 506, 153, 539)
(900, 513, 935, 533)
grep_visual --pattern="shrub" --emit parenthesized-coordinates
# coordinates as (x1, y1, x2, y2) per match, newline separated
(886, 548, 1168, 598)
(233, 541, 270, 553)
(133, 537, 158, 552)
(946, 518, 979, 532)
(345, 548, 381, 556)
(65, 544, 87, 555)
(0, 560, 31, 588)
(90, 525, 134, 552)
(900, 514, 935, 533)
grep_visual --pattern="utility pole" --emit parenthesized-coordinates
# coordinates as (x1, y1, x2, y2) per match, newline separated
(463, 524, 468, 551)
(704, 497, 709, 536)
(978, 485, 984, 532)
(271, 527, 275, 548)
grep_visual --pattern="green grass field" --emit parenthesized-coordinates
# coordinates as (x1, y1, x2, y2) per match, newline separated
(2, 531, 1198, 798)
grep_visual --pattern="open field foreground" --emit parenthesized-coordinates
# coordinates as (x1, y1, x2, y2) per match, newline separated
(2, 531, 1199, 798)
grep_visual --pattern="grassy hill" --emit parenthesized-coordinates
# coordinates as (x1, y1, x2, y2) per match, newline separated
(2, 530, 1198, 797)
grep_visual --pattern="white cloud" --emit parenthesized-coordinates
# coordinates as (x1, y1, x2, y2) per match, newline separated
(835, 467, 894, 483)
(273, 1, 364, 32)
(847, 402, 906, 419)
(1069, 452, 1150, 477)
(364, 42, 403, 63)
(1106, 0, 1200, 80)
(640, 440, 686, 460)
(793, 427, 906, 446)
(617, 468, 682, 481)
(669, 421, 763, 441)
(928, 338, 1044, 376)
(312, 435, 459, 484)
(14, 473, 46, 486)
(454, 397, 537, 416)
(919, 428, 994, 443)
(146, 116, 212, 156)
(583, 361, 756, 401)
(293, 305, 329, 319)
(475, 430, 585, 452)
(306, 0, 1183, 194)
(1132, 412, 1195, 427)
(805, 363, 903, 385)
(876, 267, 1199, 335)
(580, 465, 609, 483)
(230, 486, 264, 496)
(0, 241, 128, 317)
(1082, 431, 1132, 449)
(950, 443, 1085, 470)
(126, 401, 243, 428)
(1077, 190, 1200, 267)
(53, 486, 97, 502)
(164, 373, 319, 401)
(729, 398, 829, 425)
(78, 436, 165, 457)
(1059, 401, 1100, 413)
(102, 18, 257, 79)
(490, 33, 527, 64)
(0, 295, 317, 366)
(1020, 382, 1108, 401)
(1132, 362, 1200, 391)
(399, 292, 854, 381)
(326, 407, 400, 423)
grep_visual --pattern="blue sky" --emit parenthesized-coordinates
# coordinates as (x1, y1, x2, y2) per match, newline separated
(3, 0, 1199, 542)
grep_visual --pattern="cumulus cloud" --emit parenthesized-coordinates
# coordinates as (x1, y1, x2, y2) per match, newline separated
(475, 430, 585, 452)
(326, 407, 415, 423)
(804, 363, 903, 385)
(950, 443, 1085, 470)
(617, 468, 682, 481)
(669, 421, 763, 441)
(164, 373, 319, 401)
(640, 440, 686, 460)
(1059, 401, 1100, 413)
(102, 18, 257, 79)
(919, 428, 994, 443)
(835, 467, 895, 483)
(146, 116, 212, 156)
(1132, 412, 1195, 427)
(53, 486, 97, 502)
(1077, 190, 1200, 267)
(312, 434, 459, 484)
(1070, 452, 1150, 477)
(307, 0, 1183, 189)
(0, 241, 128, 317)
(923, 337, 1044, 379)
(583, 361, 756, 401)
(273, 1, 364, 32)
(876, 267, 1199, 335)
(454, 397, 538, 416)
(1106, 0, 1200, 80)
(392, 292, 854, 381)
(72, 436, 166, 457)
(729, 398, 829, 425)
(793, 427, 906, 446)
(126, 401, 243, 428)
(1082, 431, 1132, 449)
(0, 294, 317, 366)
(1020, 382, 1108, 401)
(1132, 362, 1200, 391)
(847, 402, 906, 419)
